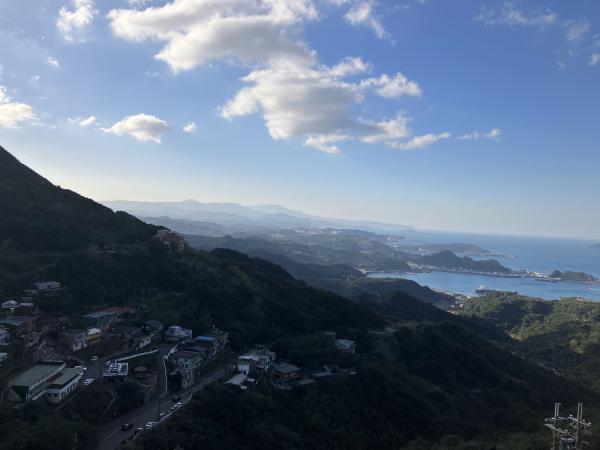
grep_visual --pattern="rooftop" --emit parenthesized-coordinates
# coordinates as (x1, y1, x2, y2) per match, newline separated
(173, 350, 203, 360)
(226, 373, 247, 386)
(47, 368, 82, 389)
(83, 310, 116, 319)
(275, 363, 300, 374)
(11, 362, 65, 388)
(193, 335, 216, 343)
(34, 281, 61, 290)
(0, 318, 27, 327)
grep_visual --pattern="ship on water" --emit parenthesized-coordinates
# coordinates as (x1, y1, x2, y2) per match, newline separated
(475, 284, 498, 295)
(475, 284, 516, 295)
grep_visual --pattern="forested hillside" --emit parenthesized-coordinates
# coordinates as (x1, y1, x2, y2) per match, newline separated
(0, 147, 157, 252)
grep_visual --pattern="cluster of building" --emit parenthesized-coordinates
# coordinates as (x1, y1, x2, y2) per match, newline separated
(225, 332, 357, 391)
(0, 281, 62, 367)
(168, 326, 229, 389)
(59, 306, 136, 352)
(225, 331, 356, 390)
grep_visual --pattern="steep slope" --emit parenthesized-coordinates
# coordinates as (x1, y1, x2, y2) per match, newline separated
(0, 146, 157, 252)
(459, 292, 600, 392)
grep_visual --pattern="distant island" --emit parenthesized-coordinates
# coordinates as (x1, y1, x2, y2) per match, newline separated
(592, 243, 600, 250)
(413, 250, 512, 275)
(549, 270, 598, 283)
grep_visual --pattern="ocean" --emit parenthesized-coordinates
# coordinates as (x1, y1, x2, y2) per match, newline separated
(368, 230, 600, 301)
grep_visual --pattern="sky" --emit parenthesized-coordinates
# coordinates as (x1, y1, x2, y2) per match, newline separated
(0, 0, 599, 240)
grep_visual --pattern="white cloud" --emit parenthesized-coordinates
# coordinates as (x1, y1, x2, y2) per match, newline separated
(47, 56, 60, 67)
(361, 73, 422, 98)
(304, 134, 349, 154)
(477, 4, 594, 46)
(475, 3, 558, 29)
(183, 121, 197, 133)
(328, 57, 372, 77)
(458, 128, 502, 141)
(392, 132, 451, 150)
(344, 1, 387, 39)
(221, 63, 359, 141)
(69, 115, 97, 127)
(107, 0, 318, 73)
(127, 0, 152, 6)
(360, 114, 411, 144)
(109, 0, 445, 154)
(564, 19, 590, 43)
(220, 59, 430, 153)
(102, 113, 169, 142)
(486, 128, 502, 139)
(57, 0, 97, 43)
(0, 87, 37, 128)
(590, 53, 600, 67)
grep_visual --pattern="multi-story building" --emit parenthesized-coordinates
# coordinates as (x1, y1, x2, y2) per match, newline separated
(9, 361, 82, 403)
(82, 310, 119, 330)
(237, 346, 276, 375)
(61, 329, 87, 352)
(172, 350, 205, 371)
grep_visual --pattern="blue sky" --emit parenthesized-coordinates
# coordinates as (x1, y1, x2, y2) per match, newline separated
(0, 0, 599, 239)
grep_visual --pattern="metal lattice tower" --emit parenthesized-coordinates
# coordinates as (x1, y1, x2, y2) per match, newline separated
(545, 402, 592, 450)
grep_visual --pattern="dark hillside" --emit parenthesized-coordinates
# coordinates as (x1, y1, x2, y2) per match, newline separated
(0, 146, 157, 252)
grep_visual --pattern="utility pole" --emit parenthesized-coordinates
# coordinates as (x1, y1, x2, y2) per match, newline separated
(545, 402, 592, 450)
(569, 402, 592, 449)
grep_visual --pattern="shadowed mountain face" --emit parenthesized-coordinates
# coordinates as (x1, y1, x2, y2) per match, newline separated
(0, 147, 158, 252)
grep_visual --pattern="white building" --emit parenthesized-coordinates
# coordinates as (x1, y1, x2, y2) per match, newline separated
(9, 362, 82, 403)
(44, 367, 83, 404)
(165, 325, 192, 343)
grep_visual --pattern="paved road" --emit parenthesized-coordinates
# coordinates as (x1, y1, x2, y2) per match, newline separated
(98, 365, 227, 450)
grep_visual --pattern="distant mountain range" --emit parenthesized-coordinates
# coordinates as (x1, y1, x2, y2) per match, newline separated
(102, 200, 413, 234)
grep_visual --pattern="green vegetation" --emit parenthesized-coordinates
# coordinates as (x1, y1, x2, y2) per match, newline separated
(416, 250, 511, 274)
(550, 270, 598, 282)
(185, 231, 411, 272)
(458, 293, 600, 392)
(131, 318, 596, 450)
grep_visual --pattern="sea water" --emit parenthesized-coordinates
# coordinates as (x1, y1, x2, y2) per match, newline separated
(369, 230, 600, 301)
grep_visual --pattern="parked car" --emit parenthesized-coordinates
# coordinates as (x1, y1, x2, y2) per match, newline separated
(83, 378, 94, 385)
(134, 427, 143, 435)
(121, 423, 133, 431)
(158, 412, 166, 419)
(91, 356, 98, 362)
(172, 395, 181, 402)
(145, 422, 156, 430)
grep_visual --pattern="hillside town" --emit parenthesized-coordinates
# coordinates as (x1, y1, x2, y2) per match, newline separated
(0, 254, 359, 449)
